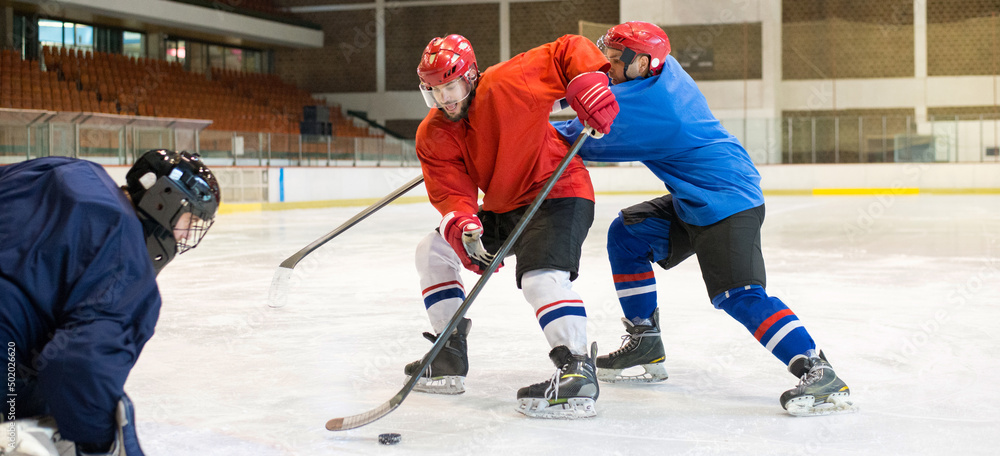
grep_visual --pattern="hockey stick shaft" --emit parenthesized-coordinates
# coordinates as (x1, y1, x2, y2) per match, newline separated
(326, 127, 595, 431)
(268, 174, 425, 308)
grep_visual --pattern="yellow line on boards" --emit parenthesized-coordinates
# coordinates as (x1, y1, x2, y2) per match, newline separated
(762, 189, 812, 196)
(812, 188, 920, 196)
(922, 188, 1000, 195)
(218, 195, 430, 214)
(218, 188, 1000, 214)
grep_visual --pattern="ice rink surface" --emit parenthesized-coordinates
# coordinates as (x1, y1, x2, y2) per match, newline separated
(134, 193, 1000, 455)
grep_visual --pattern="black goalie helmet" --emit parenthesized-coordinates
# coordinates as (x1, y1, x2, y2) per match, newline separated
(125, 149, 220, 273)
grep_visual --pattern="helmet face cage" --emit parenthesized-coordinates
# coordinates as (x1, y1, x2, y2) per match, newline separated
(167, 166, 217, 253)
(176, 217, 212, 254)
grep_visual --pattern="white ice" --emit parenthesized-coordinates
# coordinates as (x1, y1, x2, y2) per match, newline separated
(132, 193, 1000, 455)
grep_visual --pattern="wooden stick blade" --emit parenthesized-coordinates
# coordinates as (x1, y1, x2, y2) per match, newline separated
(325, 400, 398, 431)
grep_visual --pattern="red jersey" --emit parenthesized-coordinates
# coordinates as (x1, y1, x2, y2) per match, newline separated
(416, 34, 609, 215)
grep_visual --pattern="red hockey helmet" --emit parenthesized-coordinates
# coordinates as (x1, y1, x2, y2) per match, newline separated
(417, 34, 478, 87)
(598, 21, 671, 76)
(416, 35, 479, 108)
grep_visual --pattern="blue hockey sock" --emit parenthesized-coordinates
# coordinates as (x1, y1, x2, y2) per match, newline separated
(607, 217, 659, 321)
(713, 286, 816, 365)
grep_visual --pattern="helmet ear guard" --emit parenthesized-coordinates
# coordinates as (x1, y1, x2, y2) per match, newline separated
(143, 217, 177, 274)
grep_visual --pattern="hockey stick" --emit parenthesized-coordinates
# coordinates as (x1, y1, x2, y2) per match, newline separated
(325, 127, 596, 431)
(267, 174, 425, 308)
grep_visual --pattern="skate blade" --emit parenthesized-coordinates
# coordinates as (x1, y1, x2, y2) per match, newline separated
(412, 375, 466, 394)
(516, 397, 597, 419)
(785, 392, 857, 417)
(597, 364, 669, 384)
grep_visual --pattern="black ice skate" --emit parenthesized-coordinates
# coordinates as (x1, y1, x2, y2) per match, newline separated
(403, 318, 471, 394)
(596, 308, 668, 383)
(516, 343, 599, 419)
(780, 351, 856, 416)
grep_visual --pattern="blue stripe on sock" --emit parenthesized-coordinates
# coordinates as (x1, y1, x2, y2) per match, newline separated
(423, 287, 465, 309)
(538, 306, 587, 329)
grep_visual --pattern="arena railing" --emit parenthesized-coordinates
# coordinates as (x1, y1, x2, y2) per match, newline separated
(0, 107, 418, 167)
(2, 108, 998, 166)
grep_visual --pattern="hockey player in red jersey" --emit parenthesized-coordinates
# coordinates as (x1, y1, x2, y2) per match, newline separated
(405, 33, 618, 419)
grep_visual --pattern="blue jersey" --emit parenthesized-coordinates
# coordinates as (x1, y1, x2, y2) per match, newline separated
(0, 157, 160, 444)
(552, 55, 764, 226)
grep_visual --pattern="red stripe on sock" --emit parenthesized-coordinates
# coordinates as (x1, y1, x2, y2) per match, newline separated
(535, 299, 584, 318)
(753, 309, 794, 341)
(612, 271, 655, 283)
(422, 280, 463, 296)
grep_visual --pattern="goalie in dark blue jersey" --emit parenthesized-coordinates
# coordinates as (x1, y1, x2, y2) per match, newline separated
(1, 150, 219, 455)
(552, 22, 854, 417)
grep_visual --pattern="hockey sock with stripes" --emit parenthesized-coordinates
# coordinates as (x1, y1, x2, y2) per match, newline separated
(607, 217, 660, 321)
(713, 286, 816, 366)
(522, 269, 588, 355)
(416, 231, 467, 333)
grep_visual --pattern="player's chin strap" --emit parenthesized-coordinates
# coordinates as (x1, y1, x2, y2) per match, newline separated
(619, 47, 641, 83)
(619, 47, 638, 70)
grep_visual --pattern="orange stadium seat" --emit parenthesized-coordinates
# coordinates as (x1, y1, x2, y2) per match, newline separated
(0, 46, 378, 137)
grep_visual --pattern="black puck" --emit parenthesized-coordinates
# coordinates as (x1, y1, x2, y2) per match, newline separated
(378, 433, 401, 445)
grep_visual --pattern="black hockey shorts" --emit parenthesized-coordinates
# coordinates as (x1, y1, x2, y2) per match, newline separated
(621, 194, 766, 299)
(478, 197, 595, 288)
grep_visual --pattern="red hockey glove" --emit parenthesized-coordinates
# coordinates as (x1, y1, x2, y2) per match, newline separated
(440, 211, 499, 274)
(566, 71, 619, 136)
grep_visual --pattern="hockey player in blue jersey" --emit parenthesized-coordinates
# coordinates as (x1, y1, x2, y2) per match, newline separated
(0, 150, 219, 455)
(552, 22, 853, 416)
